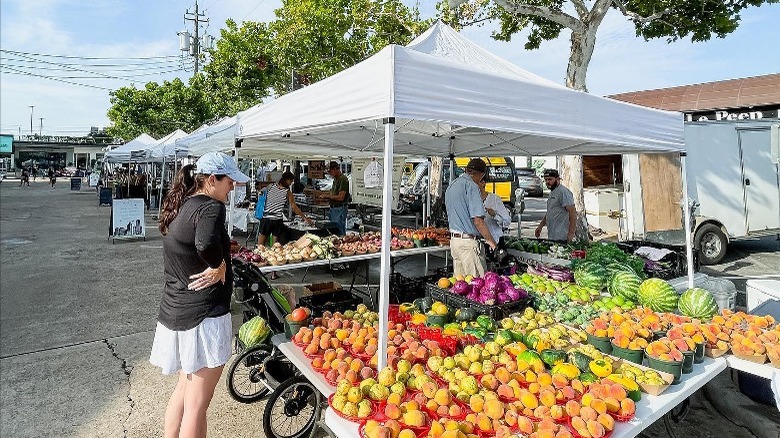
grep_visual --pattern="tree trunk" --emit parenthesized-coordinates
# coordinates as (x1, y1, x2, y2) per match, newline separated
(562, 7, 607, 241)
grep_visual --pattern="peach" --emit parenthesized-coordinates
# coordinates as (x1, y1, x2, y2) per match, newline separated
(519, 391, 539, 410)
(619, 398, 636, 417)
(581, 392, 595, 407)
(421, 381, 438, 399)
(517, 416, 534, 435)
(484, 399, 505, 420)
(470, 394, 485, 413)
(602, 397, 620, 414)
(437, 405, 450, 417)
(402, 410, 426, 427)
(539, 389, 557, 407)
(426, 399, 439, 412)
(551, 374, 570, 389)
(570, 416, 587, 432)
(537, 373, 553, 387)
(550, 404, 565, 420)
(534, 405, 551, 419)
(597, 413, 615, 432)
(565, 400, 581, 417)
(587, 419, 606, 438)
(497, 384, 515, 400)
(504, 410, 518, 427)
(495, 367, 511, 384)
(580, 406, 599, 422)
(475, 413, 492, 432)
(590, 399, 607, 415)
(608, 384, 627, 400)
(448, 404, 463, 417)
(385, 403, 401, 420)
(481, 374, 499, 391)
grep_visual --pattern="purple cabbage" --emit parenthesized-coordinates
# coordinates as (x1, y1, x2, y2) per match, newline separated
(470, 277, 485, 291)
(483, 271, 499, 283)
(451, 280, 471, 296)
(466, 289, 480, 302)
(497, 292, 511, 304)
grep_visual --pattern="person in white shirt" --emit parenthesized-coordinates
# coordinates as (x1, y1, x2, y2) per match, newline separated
(478, 178, 511, 243)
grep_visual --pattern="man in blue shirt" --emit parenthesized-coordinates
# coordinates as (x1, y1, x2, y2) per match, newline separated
(445, 158, 498, 277)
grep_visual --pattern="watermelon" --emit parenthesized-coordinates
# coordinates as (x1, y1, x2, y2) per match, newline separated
(606, 261, 636, 276)
(678, 288, 719, 319)
(608, 271, 642, 301)
(574, 262, 610, 291)
(637, 278, 679, 312)
(238, 316, 271, 348)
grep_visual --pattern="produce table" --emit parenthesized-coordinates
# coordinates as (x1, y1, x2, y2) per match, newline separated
(507, 249, 572, 267)
(726, 355, 778, 380)
(257, 245, 449, 274)
(274, 336, 729, 438)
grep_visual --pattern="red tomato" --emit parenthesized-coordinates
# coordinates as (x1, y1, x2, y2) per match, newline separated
(291, 308, 308, 322)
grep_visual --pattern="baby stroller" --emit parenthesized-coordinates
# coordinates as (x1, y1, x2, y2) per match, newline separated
(227, 260, 324, 438)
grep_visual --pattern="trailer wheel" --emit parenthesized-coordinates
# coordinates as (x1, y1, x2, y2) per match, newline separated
(695, 223, 727, 265)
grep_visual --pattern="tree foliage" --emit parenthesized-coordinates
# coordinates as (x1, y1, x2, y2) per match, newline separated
(267, 0, 432, 95)
(106, 0, 431, 139)
(106, 76, 212, 141)
(203, 19, 279, 118)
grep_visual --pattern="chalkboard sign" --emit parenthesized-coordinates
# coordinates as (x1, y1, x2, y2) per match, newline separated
(99, 187, 112, 206)
(70, 178, 82, 191)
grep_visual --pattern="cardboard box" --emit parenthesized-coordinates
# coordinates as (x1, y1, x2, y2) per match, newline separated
(303, 281, 343, 296)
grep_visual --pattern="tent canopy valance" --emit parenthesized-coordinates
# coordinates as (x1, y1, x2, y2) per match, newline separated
(147, 129, 188, 161)
(237, 23, 684, 158)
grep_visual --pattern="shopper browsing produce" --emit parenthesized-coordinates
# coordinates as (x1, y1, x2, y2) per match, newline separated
(258, 171, 313, 247)
(444, 158, 497, 277)
(150, 152, 250, 438)
(478, 177, 511, 243)
(535, 168, 576, 243)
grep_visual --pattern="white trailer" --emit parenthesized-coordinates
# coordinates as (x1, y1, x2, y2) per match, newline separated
(684, 120, 780, 264)
(618, 119, 780, 265)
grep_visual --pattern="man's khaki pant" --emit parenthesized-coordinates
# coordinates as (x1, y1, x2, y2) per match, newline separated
(450, 237, 486, 277)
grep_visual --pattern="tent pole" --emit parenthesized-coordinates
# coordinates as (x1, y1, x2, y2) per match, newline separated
(681, 153, 695, 288)
(158, 154, 166, 215)
(377, 118, 395, 372)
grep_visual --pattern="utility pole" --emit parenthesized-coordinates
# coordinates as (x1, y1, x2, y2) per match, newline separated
(39, 117, 44, 136)
(29, 105, 34, 136)
(179, 0, 211, 73)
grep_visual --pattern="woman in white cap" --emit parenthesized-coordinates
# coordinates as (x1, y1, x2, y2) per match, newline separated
(150, 151, 250, 438)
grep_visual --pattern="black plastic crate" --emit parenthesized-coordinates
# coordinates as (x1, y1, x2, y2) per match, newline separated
(390, 273, 427, 304)
(298, 291, 362, 317)
(425, 283, 530, 320)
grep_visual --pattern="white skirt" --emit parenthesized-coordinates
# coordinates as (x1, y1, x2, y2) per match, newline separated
(149, 314, 233, 375)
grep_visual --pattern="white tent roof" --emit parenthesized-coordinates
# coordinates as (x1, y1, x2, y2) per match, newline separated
(147, 129, 188, 161)
(174, 115, 240, 157)
(238, 23, 683, 158)
(104, 133, 157, 163)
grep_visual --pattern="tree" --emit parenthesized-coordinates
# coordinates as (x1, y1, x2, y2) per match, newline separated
(446, 0, 777, 239)
(203, 19, 280, 118)
(267, 0, 432, 95)
(106, 76, 213, 141)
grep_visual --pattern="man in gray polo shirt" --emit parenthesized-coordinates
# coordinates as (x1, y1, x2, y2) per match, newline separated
(535, 169, 576, 242)
(445, 158, 498, 277)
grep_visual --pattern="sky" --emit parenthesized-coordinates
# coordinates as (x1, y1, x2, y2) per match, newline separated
(1, 0, 778, 138)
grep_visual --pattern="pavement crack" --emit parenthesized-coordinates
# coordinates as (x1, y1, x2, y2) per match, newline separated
(104, 339, 134, 438)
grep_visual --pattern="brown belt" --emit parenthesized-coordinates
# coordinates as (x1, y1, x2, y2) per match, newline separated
(450, 232, 478, 240)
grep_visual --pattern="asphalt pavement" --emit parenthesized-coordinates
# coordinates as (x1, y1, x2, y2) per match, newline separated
(1, 180, 778, 437)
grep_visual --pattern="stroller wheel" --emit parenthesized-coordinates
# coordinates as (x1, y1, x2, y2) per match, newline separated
(226, 344, 272, 403)
(263, 376, 318, 438)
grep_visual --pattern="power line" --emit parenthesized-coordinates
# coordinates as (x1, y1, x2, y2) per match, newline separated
(0, 49, 180, 60)
(0, 65, 113, 90)
(1, 51, 185, 67)
(0, 64, 187, 79)
(0, 58, 193, 73)
(242, 0, 267, 21)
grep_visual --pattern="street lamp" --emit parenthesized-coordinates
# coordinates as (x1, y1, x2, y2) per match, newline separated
(39, 117, 45, 136)
(29, 105, 34, 136)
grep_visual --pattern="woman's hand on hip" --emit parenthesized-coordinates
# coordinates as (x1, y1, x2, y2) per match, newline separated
(188, 261, 227, 291)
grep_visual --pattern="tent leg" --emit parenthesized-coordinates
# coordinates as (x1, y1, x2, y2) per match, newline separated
(681, 153, 695, 288)
(377, 118, 395, 372)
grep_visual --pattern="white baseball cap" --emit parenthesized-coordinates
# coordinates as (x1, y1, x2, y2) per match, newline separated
(195, 152, 250, 183)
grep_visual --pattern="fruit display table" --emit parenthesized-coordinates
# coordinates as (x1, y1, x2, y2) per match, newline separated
(725, 355, 778, 380)
(275, 332, 729, 438)
(257, 245, 449, 274)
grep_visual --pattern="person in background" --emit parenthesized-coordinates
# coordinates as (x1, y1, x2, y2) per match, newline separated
(31, 166, 38, 181)
(444, 158, 497, 277)
(478, 177, 512, 244)
(535, 169, 576, 243)
(20, 168, 30, 187)
(315, 161, 350, 235)
(48, 167, 56, 188)
(258, 171, 313, 247)
(150, 152, 250, 438)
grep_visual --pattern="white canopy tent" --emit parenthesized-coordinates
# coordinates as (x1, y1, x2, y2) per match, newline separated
(174, 115, 242, 158)
(236, 22, 690, 370)
(147, 129, 189, 162)
(103, 133, 157, 163)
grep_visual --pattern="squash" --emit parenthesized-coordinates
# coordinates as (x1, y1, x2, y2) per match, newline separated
(540, 349, 568, 367)
(568, 351, 594, 373)
(413, 297, 433, 314)
(476, 315, 496, 331)
(455, 307, 477, 322)
(426, 313, 449, 327)
(399, 302, 416, 314)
